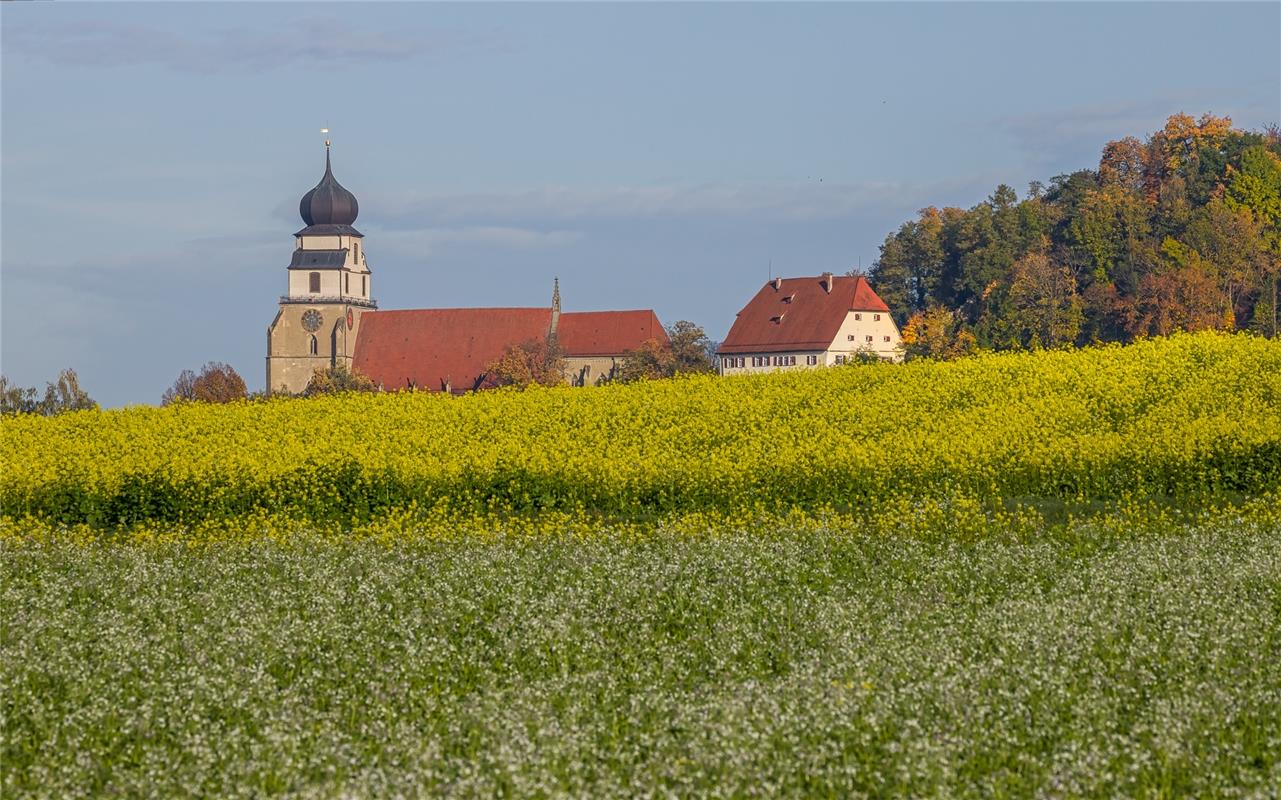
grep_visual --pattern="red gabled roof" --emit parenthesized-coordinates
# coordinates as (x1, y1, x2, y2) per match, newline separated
(353, 308, 552, 392)
(352, 306, 668, 392)
(717, 275, 892, 355)
(557, 310, 667, 356)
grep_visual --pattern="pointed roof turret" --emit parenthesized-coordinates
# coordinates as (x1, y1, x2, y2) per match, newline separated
(298, 141, 361, 234)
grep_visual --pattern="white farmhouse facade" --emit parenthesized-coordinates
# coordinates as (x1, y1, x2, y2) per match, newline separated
(717, 273, 902, 375)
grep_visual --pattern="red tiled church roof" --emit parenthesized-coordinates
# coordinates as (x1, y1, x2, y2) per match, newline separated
(717, 275, 892, 355)
(353, 308, 550, 392)
(557, 310, 666, 355)
(352, 307, 665, 392)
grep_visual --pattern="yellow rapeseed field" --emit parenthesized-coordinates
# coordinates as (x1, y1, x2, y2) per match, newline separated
(3, 332, 1279, 535)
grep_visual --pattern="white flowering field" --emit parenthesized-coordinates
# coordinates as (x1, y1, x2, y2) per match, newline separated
(3, 333, 1281, 796)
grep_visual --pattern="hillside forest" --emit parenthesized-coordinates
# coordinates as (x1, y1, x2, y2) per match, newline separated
(869, 114, 1281, 356)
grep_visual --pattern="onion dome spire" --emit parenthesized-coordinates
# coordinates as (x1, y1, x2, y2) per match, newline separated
(299, 141, 359, 227)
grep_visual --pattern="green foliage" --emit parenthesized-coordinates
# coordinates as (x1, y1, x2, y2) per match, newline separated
(4, 510, 1281, 797)
(0, 376, 39, 415)
(615, 321, 716, 383)
(870, 113, 1281, 345)
(0, 369, 96, 416)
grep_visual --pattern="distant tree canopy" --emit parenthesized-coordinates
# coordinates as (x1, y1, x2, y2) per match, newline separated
(869, 113, 1281, 357)
(1, 369, 97, 416)
(615, 321, 716, 383)
(482, 336, 567, 389)
(162, 362, 247, 405)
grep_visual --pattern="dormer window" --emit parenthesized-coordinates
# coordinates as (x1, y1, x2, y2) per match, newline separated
(782, 294, 796, 304)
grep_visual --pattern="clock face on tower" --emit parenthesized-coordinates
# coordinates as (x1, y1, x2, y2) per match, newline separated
(301, 309, 323, 332)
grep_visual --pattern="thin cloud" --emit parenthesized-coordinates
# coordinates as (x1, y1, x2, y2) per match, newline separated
(998, 96, 1258, 173)
(365, 178, 998, 230)
(2, 18, 494, 73)
(376, 226, 584, 259)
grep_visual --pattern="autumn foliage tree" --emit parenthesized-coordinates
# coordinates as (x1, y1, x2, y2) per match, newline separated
(303, 364, 379, 396)
(899, 307, 978, 361)
(869, 113, 1281, 348)
(162, 362, 247, 405)
(482, 336, 567, 389)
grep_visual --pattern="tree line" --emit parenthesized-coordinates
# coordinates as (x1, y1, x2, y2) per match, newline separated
(868, 113, 1281, 358)
(482, 320, 716, 388)
(0, 321, 718, 415)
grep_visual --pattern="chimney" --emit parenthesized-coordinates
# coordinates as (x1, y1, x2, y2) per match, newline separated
(822, 272, 835, 293)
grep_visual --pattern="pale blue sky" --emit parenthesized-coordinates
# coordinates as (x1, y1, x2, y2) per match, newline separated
(3, 2, 1278, 407)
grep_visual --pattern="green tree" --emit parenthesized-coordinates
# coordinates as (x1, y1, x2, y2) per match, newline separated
(667, 321, 716, 375)
(615, 321, 715, 383)
(1004, 242, 1083, 348)
(3, 369, 98, 416)
(869, 207, 945, 320)
(1181, 198, 1268, 326)
(40, 369, 97, 415)
(0, 375, 39, 415)
(1225, 145, 1281, 335)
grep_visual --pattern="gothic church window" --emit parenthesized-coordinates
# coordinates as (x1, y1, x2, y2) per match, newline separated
(309, 335, 318, 355)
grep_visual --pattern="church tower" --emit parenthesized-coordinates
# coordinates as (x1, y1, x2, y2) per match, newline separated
(266, 142, 377, 395)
